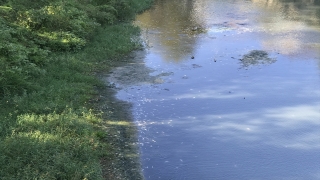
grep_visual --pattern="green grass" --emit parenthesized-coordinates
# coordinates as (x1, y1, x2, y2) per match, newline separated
(82, 24, 143, 69)
(0, 110, 105, 180)
(0, 0, 154, 179)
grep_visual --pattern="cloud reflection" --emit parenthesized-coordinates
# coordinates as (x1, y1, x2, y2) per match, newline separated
(265, 104, 320, 126)
(174, 88, 254, 100)
(164, 103, 320, 150)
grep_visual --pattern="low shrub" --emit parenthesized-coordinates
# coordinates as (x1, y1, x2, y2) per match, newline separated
(0, 18, 48, 96)
(0, 0, 136, 98)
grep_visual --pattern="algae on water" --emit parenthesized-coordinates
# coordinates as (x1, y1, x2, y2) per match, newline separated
(239, 50, 276, 68)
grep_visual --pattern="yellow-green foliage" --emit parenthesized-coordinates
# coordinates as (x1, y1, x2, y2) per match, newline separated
(0, 17, 49, 96)
(0, 0, 142, 98)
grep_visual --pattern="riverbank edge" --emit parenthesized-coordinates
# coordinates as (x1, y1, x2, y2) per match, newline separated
(69, 11, 155, 180)
(95, 73, 143, 180)
(71, 3, 155, 179)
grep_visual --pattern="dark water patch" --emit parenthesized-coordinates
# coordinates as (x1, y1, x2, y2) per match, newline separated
(239, 50, 277, 68)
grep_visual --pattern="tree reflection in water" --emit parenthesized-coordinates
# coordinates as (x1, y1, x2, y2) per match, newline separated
(135, 0, 209, 62)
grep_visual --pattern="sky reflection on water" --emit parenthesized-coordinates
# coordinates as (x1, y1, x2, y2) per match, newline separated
(112, 0, 320, 179)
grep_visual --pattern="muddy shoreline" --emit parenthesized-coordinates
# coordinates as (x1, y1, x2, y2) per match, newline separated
(96, 84, 142, 180)
(94, 50, 162, 180)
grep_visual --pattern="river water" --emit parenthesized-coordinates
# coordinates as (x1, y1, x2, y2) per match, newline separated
(110, 0, 320, 179)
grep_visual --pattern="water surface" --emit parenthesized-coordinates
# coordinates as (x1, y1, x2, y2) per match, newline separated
(111, 0, 320, 179)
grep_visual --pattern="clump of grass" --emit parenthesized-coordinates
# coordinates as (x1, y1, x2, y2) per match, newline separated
(0, 109, 106, 180)
(82, 24, 143, 71)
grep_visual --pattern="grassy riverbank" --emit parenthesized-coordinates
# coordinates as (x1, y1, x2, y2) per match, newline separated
(0, 0, 153, 179)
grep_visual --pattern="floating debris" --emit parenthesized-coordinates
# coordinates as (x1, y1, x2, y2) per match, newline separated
(185, 26, 207, 35)
(239, 50, 276, 68)
(192, 64, 202, 68)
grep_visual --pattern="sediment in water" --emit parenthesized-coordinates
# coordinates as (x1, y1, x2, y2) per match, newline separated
(95, 68, 143, 179)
